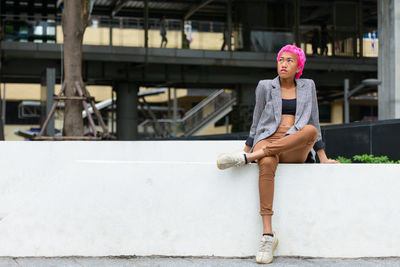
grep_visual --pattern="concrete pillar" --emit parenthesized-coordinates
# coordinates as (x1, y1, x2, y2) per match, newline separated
(173, 88, 177, 136)
(378, 0, 400, 120)
(2, 84, 6, 127)
(144, 0, 148, 48)
(181, 20, 184, 49)
(358, 0, 363, 58)
(294, 0, 300, 46)
(109, 18, 113, 46)
(227, 0, 232, 51)
(239, 84, 256, 105)
(344, 78, 350, 123)
(116, 83, 138, 140)
(331, 100, 343, 124)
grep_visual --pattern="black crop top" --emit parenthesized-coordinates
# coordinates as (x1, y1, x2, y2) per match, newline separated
(282, 98, 296, 115)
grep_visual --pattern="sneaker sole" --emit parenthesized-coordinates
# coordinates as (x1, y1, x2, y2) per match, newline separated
(217, 150, 246, 170)
(217, 153, 226, 170)
(255, 238, 279, 264)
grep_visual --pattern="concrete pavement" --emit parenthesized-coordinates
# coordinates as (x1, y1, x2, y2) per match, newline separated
(1, 257, 400, 266)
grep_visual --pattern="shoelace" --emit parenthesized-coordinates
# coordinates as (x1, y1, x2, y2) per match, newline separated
(232, 153, 244, 167)
(234, 160, 242, 167)
(259, 238, 273, 253)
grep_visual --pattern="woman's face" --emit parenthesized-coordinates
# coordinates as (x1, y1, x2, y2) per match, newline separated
(277, 52, 300, 79)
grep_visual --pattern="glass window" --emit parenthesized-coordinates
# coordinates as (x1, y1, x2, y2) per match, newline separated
(34, 26, 43, 35)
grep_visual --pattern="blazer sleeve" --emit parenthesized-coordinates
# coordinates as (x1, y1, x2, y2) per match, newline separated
(309, 80, 326, 151)
(245, 81, 266, 147)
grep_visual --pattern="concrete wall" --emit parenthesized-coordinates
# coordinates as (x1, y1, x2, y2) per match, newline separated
(0, 141, 399, 257)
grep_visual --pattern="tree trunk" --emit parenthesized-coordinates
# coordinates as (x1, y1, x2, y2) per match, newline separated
(62, 0, 90, 136)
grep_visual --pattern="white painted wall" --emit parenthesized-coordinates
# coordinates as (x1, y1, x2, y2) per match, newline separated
(0, 141, 399, 258)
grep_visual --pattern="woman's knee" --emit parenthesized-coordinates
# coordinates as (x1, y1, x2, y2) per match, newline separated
(258, 156, 278, 169)
(303, 124, 318, 139)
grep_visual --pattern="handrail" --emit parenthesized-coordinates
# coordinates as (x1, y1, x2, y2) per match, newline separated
(182, 89, 223, 119)
(183, 96, 236, 136)
(139, 89, 236, 137)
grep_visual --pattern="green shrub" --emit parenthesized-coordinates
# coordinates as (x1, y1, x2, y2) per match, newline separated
(353, 154, 393, 163)
(335, 154, 400, 164)
(336, 156, 352, 163)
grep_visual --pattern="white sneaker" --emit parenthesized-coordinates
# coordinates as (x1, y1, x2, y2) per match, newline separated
(216, 150, 246, 170)
(256, 233, 278, 264)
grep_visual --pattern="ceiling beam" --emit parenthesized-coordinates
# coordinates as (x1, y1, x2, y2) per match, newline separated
(184, 0, 214, 20)
(301, 7, 330, 24)
(112, 0, 130, 17)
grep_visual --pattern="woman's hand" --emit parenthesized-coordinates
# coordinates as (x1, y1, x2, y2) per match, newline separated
(319, 158, 339, 164)
(317, 149, 339, 164)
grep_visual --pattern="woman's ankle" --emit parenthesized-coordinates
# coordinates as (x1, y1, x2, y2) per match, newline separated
(263, 233, 274, 237)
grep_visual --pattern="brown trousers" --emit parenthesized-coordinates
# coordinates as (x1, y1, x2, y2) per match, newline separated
(253, 115, 318, 216)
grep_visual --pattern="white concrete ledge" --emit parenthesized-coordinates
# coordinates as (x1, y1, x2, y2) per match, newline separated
(0, 141, 399, 257)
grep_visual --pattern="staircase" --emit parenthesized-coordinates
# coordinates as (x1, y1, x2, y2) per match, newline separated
(139, 89, 236, 137)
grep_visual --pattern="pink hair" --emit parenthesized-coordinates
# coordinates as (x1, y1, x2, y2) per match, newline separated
(276, 44, 306, 79)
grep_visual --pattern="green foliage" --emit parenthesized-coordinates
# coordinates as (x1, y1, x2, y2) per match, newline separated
(336, 156, 352, 163)
(335, 154, 400, 164)
(353, 154, 386, 163)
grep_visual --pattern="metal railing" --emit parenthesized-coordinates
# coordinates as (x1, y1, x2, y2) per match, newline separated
(2, 15, 377, 57)
(2, 15, 226, 51)
(139, 89, 236, 138)
(182, 89, 236, 136)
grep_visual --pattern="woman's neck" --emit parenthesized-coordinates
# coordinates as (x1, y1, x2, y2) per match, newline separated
(279, 77, 296, 89)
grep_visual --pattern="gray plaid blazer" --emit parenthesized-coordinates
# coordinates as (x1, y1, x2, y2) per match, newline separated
(245, 76, 325, 160)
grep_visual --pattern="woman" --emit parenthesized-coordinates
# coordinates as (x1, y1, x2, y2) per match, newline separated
(216, 44, 338, 264)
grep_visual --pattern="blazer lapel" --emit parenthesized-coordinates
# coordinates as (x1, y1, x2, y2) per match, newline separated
(295, 78, 306, 125)
(271, 76, 282, 124)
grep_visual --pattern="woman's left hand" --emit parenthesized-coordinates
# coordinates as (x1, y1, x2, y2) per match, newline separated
(317, 149, 339, 164)
(320, 158, 339, 164)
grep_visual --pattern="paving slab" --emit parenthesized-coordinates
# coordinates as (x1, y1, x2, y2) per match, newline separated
(0, 257, 19, 267)
(13, 257, 80, 267)
(2, 256, 400, 267)
(75, 257, 138, 267)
